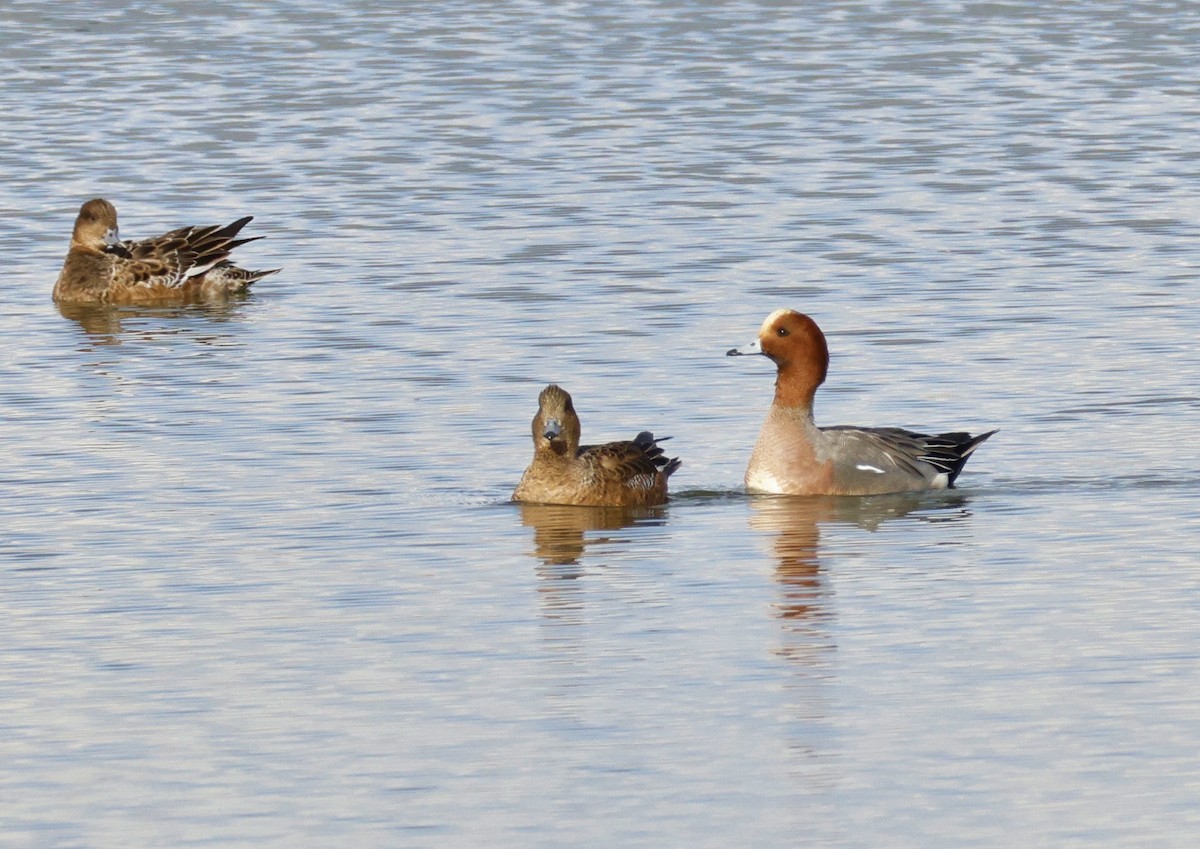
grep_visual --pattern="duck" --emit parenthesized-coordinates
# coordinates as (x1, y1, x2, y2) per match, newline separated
(512, 384, 681, 507)
(727, 308, 996, 496)
(52, 198, 278, 304)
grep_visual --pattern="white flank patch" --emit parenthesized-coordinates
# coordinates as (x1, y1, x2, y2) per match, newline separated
(856, 464, 885, 474)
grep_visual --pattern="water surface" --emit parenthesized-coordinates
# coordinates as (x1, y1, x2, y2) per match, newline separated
(2, 2, 1199, 847)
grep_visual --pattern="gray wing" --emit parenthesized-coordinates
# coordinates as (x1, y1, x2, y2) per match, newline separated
(821, 426, 942, 489)
(822, 426, 996, 489)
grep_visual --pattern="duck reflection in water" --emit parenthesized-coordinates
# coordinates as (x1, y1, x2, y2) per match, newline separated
(517, 502, 666, 618)
(749, 492, 972, 625)
(518, 502, 665, 568)
(56, 299, 251, 347)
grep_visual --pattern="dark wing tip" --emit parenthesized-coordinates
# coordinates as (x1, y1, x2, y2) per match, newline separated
(933, 428, 998, 486)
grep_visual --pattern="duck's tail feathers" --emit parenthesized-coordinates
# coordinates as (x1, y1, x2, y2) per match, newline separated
(924, 429, 998, 486)
(633, 431, 682, 479)
(201, 263, 281, 294)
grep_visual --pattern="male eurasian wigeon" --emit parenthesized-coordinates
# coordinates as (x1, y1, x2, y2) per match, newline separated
(728, 308, 996, 496)
(512, 384, 681, 507)
(53, 198, 278, 304)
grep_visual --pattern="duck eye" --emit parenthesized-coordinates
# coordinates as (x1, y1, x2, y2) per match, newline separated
(777, 327, 790, 337)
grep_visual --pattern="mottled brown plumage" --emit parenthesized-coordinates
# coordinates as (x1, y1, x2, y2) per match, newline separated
(512, 384, 681, 507)
(53, 198, 279, 304)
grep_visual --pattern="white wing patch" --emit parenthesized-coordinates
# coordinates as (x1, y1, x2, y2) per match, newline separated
(856, 464, 885, 474)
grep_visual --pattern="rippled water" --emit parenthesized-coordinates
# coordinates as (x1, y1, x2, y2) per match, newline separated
(2, 1, 1199, 847)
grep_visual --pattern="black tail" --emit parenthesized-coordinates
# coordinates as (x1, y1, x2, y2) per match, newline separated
(923, 429, 998, 486)
(633, 431, 682, 479)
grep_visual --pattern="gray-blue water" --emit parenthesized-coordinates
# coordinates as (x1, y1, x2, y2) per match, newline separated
(2, 2, 1199, 846)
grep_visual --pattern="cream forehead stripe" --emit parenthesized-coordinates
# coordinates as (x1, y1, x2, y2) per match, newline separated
(760, 307, 794, 332)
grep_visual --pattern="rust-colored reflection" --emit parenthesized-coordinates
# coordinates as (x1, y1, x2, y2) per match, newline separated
(748, 493, 945, 623)
(748, 493, 972, 758)
(56, 299, 250, 346)
(749, 496, 828, 623)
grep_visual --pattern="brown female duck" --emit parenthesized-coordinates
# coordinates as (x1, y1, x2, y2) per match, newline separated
(53, 198, 278, 304)
(513, 384, 681, 507)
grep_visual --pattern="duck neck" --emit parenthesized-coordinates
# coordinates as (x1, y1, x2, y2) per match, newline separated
(536, 441, 574, 467)
(772, 363, 819, 417)
(70, 236, 107, 256)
